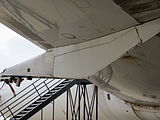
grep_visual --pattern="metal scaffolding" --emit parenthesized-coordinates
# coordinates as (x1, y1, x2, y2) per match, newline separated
(66, 83, 98, 120)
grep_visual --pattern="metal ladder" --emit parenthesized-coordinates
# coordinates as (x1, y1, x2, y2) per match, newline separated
(0, 78, 89, 120)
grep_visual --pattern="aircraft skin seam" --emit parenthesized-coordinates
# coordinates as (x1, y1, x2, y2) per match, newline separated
(54, 28, 135, 57)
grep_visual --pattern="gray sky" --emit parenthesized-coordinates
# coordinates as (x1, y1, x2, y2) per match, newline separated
(0, 23, 45, 72)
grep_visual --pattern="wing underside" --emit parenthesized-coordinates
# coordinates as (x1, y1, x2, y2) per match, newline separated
(0, 0, 139, 50)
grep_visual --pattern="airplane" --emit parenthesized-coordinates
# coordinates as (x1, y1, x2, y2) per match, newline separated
(0, 0, 160, 119)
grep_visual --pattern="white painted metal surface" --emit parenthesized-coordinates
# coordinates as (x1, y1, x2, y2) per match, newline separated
(108, 35, 160, 105)
(53, 18, 160, 78)
(3, 18, 160, 79)
(2, 51, 54, 77)
(53, 28, 139, 78)
(0, 0, 138, 49)
(137, 18, 160, 42)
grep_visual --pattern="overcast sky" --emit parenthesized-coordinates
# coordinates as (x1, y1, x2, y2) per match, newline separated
(0, 23, 45, 72)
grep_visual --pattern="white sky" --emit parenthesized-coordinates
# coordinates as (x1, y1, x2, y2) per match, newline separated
(0, 23, 45, 72)
(0, 23, 45, 119)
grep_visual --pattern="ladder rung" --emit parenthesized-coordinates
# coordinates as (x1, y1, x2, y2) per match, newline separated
(21, 110, 29, 114)
(45, 93, 52, 96)
(42, 96, 49, 99)
(15, 113, 25, 117)
(14, 116, 21, 118)
(36, 99, 45, 102)
(31, 103, 39, 106)
(58, 84, 66, 86)
(52, 89, 60, 91)
(50, 91, 56, 94)
(25, 106, 35, 110)
(55, 86, 63, 89)
(20, 111, 28, 114)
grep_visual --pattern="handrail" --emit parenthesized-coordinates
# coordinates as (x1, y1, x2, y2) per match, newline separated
(0, 78, 45, 111)
(0, 78, 65, 119)
(0, 78, 41, 107)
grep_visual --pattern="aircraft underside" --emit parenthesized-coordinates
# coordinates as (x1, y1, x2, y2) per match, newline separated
(0, 0, 160, 120)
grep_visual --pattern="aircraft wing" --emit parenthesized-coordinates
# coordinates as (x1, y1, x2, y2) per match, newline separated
(1, 0, 160, 79)
(0, 0, 149, 50)
(0, 0, 159, 50)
